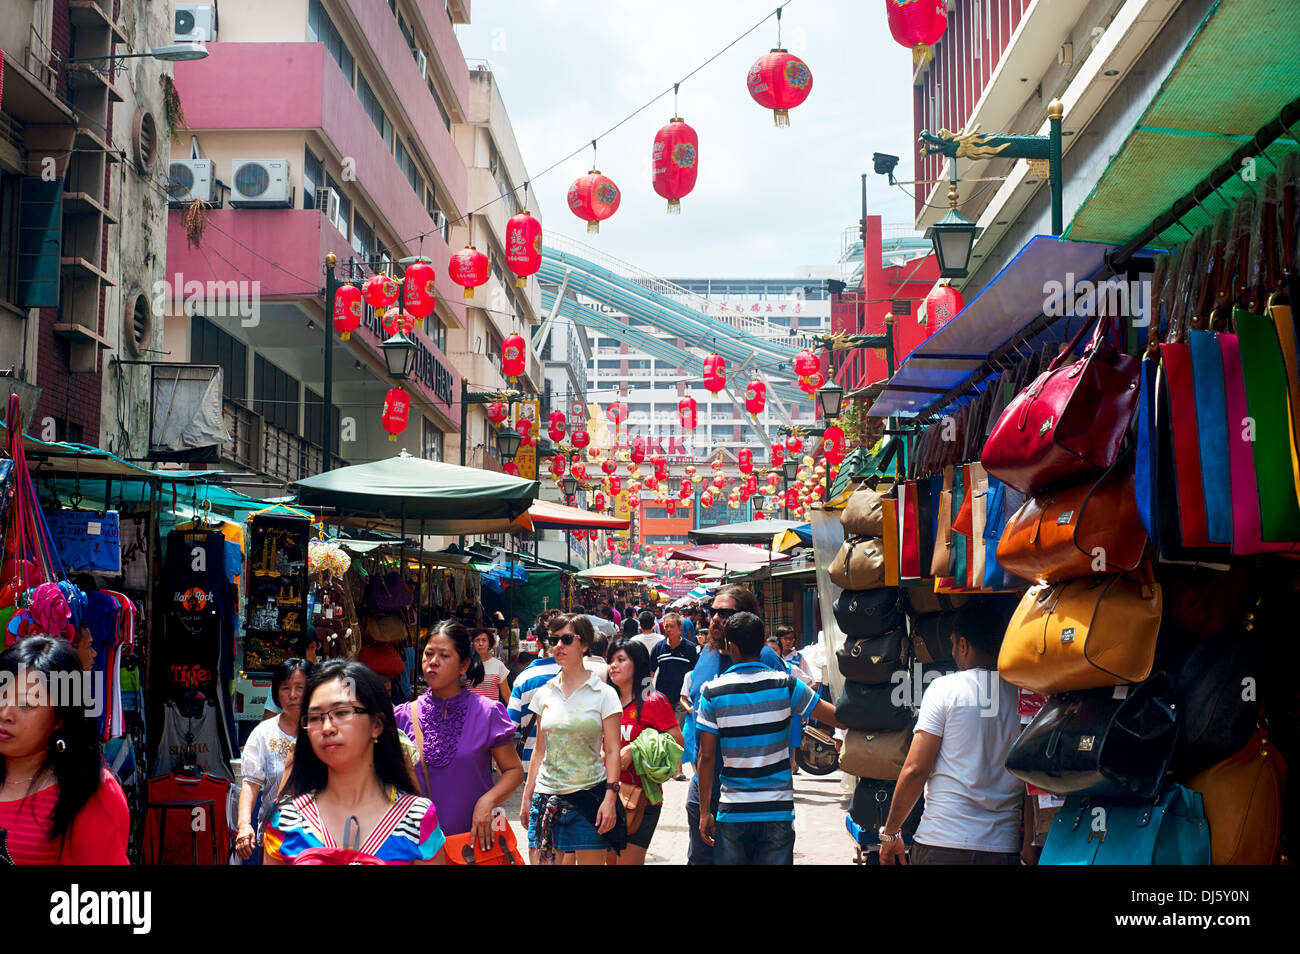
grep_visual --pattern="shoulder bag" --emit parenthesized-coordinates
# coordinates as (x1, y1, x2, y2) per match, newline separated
(849, 777, 923, 839)
(829, 537, 886, 591)
(832, 587, 903, 638)
(1170, 629, 1258, 777)
(834, 680, 913, 732)
(1038, 784, 1210, 865)
(1187, 726, 1286, 865)
(836, 628, 907, 685)
(839, 727, 913, 781)
(841, 487, 885, 537)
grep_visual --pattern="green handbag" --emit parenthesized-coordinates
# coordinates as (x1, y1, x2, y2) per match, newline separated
(1235, 307, 1300, 541)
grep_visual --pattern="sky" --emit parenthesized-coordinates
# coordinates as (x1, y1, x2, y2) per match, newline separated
(455, 0, 922, 279)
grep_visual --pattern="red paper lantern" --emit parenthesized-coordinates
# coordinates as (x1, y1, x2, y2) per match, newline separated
(608, 476, 621, 495)
(886, 0, 949, 68)
(602, 459, 617, 476)
(710, 458, 724, 471)
(549, 455, 567, 476)
(744, 380, 767, 414)
(744, 474, 758, 495)
(922, 280, 964, 330)
(571, 462, 587, 481)
(486, 401, 508, 424)
(786, 435, 803, 454)
(608, 539, 617, 551)
(738, 448, 753, 474)
(794, 348, 819, 377)
(606, 401, 628, 425)
(448, 246, 489, 299)
(571, 429, 590, 449)
(567, 170, 621, 234)
(501, 333, 526, 379)
(754, 510, 766, 520)
(503, 462, 520, 476)
(746, 49, 813, 127)
(822, 425, 845, 466)
(593, 491, 606, 511)
(770, 443, 785, 466)
(645, 476, 659, 491)
(700, 492, 713, 508)
(666, 500, 677, 516)
(678, 481, 691, 499)
(702, 353, 727, 393)
(630, 437, 646, 465)
(382, 307, 415, 335)
(505, 210, 543, 287)
(712, 474, 725, 489)
(547, 426, 564, 443)
(678, 396, 697, 430)
(362, 273, 400, 310)
(515, 418, 533, 441)
(402, 261, 437, 320)
(333, 284, 363, 341)
(800, 371, 825, 394)
(785, 487, 799, 509)
(381, 388, 409, 442)
(651, 117, 699, 214)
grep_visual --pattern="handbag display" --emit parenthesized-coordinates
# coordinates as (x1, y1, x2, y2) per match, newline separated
(841, 487, 885, 537)
(903, 588, 969, 616)
(1005, 677, 1179, 801)
(362, 612, 409, 644)
(849, 777, 923, 837)
(839, 727, 913, 781)
(836, 629, 907, 685)
(1170, 629, 1258, 777)
(828, 537, 886, 590)
(1236, 306, 1300, 541)
(1187, 727, 1286, 865)
(929, 466, 954, 578)
(835, 680, 914, 732)
(998, 571, 1162, 695)
(996, 463, 1147, 584)
(832, 587, 903, 638)
(982, 315, 1140, 495)
(1039, 784, 1211, 865)
(366, 571, 413, 612)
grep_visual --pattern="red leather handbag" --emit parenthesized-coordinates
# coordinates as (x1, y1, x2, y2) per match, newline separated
(982, 317, 1141, 494)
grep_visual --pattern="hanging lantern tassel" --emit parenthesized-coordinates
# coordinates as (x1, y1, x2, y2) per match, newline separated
(913, 43, 932, 68)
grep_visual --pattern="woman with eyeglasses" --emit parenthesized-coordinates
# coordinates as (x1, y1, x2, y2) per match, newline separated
(0, 637, 129, 864)
(520, 613, 625, 865)
(264, 659, 446, 864)
(394, 621, 523, 848)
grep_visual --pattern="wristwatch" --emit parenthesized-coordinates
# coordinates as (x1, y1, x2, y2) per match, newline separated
(605, 781, 620, 794)
(878, 828, 902, 843)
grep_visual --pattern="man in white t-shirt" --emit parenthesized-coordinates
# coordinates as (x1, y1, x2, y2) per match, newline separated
(878, 603, 1023, 865)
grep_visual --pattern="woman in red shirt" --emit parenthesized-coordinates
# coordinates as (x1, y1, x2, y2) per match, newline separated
(606, 638, 683, 865)
(0, 636, 129, 864)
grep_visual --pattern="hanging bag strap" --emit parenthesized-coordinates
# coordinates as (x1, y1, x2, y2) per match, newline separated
(408, 701, 433, 797)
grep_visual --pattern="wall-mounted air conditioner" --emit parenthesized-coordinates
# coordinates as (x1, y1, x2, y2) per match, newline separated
(415, 49, 428, 80)
(175, 3, 218, 43)
(168, 159, 214, 206)
(229, 158, 292, 208)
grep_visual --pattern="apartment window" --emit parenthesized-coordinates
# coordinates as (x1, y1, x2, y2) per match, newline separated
(425, 187, 451, 244)
(426, 312, 446, 352)
(308, 0, 354, 86)
(302, 148, 323, 210)
(627, 360, 650, 370)
(327, 174, 351, 239)
(352, 214, 376, 260)
(190, 315, 248, 403)
(422, 419, 444, 462)
(394, 139, 426, 201)
(489, 142, 519, 217)
(396, 12, 417, 59)
(427, 78, 452, 132)
(253, 354, 299, 433)
(304, 388, 341, 449)
(357, 73, 394, 150)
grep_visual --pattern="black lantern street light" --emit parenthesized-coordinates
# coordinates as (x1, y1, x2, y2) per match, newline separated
(817, 378, 844, 419)
(495, 427, 523, 463)
(925, 184, 983, 279)
(380, 332, 417, 380)
(560, 473, 580, 500)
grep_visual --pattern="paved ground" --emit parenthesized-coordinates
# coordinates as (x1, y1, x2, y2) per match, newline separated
(500, 767, 860, 865)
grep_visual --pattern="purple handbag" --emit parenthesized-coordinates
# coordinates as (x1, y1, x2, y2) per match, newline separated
(367, 571, 412, 612)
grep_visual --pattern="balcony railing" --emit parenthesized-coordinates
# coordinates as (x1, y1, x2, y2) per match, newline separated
(223, 399, 345, 482)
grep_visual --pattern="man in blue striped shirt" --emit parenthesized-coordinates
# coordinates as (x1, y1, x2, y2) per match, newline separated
(696, 611, 842, 865)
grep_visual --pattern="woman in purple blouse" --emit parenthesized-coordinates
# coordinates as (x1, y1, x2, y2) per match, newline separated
(394, 621, 524, 847)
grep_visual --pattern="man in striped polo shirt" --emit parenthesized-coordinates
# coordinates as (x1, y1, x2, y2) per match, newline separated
(696, 611, 843, 865)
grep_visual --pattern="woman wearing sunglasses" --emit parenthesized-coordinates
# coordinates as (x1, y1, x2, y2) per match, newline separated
(264, 659, 446, 864)
(519, 614, 625, 865)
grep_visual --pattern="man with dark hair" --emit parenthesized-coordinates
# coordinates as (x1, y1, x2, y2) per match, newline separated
(695, 612, 842, 865)
(632, 610, 660, 655)
(879, 602, 1022, 865)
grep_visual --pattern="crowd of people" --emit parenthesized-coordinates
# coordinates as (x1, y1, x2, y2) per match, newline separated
(0, 582, 1032, 866)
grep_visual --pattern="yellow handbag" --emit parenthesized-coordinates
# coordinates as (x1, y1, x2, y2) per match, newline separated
(829, 538, 886, 590)
(998, 571, 1161, 695)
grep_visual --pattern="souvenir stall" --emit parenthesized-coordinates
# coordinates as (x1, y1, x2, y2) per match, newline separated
(818, 155, 1300, 866)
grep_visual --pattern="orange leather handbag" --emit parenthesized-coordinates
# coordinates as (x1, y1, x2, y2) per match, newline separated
(1188, 726, 1287, 865)
(998, 571, 1162, 695)
(996, 465, 1147, 584)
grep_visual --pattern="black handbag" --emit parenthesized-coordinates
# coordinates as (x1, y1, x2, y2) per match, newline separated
(1170, 631, 1258, 777)
(849, 777, 923, 837)
(835, 680, 914, 731)
(833, 588, 904, 638)
(837, 628, 907, 685)
(1005, 675, 1179, 800)
(911, 613, 956, 663)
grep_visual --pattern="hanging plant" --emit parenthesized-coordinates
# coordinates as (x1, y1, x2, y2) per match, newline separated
(160, 74, 188, 140)
(184, 197, 207, 249)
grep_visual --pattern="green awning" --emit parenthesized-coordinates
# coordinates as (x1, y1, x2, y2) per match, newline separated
(1067, 0, 1300, 247)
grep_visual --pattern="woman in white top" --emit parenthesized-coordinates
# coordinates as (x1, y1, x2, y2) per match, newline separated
(469, 627, 510, 705)
(520, 614, 623, 866)
(235, 658, 312, 862)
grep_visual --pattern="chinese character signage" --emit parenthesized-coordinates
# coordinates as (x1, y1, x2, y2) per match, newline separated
(513, 400, 539, 479)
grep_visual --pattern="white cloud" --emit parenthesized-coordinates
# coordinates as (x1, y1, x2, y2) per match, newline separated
(457, 0, 920, 277)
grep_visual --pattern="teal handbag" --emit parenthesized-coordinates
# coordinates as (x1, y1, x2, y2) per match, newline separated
(1039, 784, 1210, 865)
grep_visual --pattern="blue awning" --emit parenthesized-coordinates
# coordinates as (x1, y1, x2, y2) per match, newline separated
(869, 235, 1157, 419)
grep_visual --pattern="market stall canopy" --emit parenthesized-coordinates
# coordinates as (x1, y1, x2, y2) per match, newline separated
(772, 524, 812, 553)
(669, 543, 791, 566)
(574, 563, 655, 581)
(292, 451, 538, 535)
(527, 499, 631, 531)
(688, 517, 804, 544)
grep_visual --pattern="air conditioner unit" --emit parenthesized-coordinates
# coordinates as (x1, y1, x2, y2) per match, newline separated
(315, 187, 340, 222)
(168, 158, 214, 206)
(175, 2, 218, 43)
(415, 49, 428, 80)
(229, 158, 292, 208)
(429, 209, 446, 229)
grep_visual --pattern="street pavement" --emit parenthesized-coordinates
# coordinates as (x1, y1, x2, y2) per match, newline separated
(501, 767, 859, 865)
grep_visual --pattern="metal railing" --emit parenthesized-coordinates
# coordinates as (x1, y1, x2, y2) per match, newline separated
(223, 400, 259, 472)
(223, 399, 344, 481)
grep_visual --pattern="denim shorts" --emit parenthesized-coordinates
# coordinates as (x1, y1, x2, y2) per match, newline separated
(528, 792, 607, 852)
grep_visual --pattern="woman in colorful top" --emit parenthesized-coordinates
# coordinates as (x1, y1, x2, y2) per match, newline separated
(469, 627, 511, 706)
(0, 637, 129, 864)
(520, 614, 624, 866)
(394, 621, 523, 847)
(264, 659, 446, 864)
(235, 657, 312, 862)
(606, 637, 683, 865)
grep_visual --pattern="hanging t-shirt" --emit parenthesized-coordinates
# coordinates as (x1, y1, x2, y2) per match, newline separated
(142, 772, 232, 865)
(159, 529, 231, 702)
(0, 769, 129, 864)
(154, 700, 234, 781)
(119, 514, 150, 592)
(45, 509, 121, 573)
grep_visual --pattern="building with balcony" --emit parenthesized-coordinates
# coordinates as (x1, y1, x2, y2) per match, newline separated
(1, 0, 173, 450)
(161, 0, 477, 483)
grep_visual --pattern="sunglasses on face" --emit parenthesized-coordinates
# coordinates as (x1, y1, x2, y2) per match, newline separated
(711, 607, 737, 621)
(549, 632, 580, 645)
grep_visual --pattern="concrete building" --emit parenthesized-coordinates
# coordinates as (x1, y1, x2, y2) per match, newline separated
(0, 0, 172, 450)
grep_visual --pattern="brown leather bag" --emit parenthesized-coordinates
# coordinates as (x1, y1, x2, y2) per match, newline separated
(841, 487, 885, 537)
(619, 783, 646, 836)
(839, 728, 913, 780)
(1188, 727, 1287, 865)
(829, 538, 886, 590)
(930, 466, 954, 577)
(998, 571, 1162, 694)
(996, 465, 1147, 585)
(363, 612, 409, 644)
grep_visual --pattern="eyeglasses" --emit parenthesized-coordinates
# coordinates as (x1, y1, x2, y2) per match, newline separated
(548, 632, 579, 645)
(710, 607, 738, 621)
(301, 705, 370, 729)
